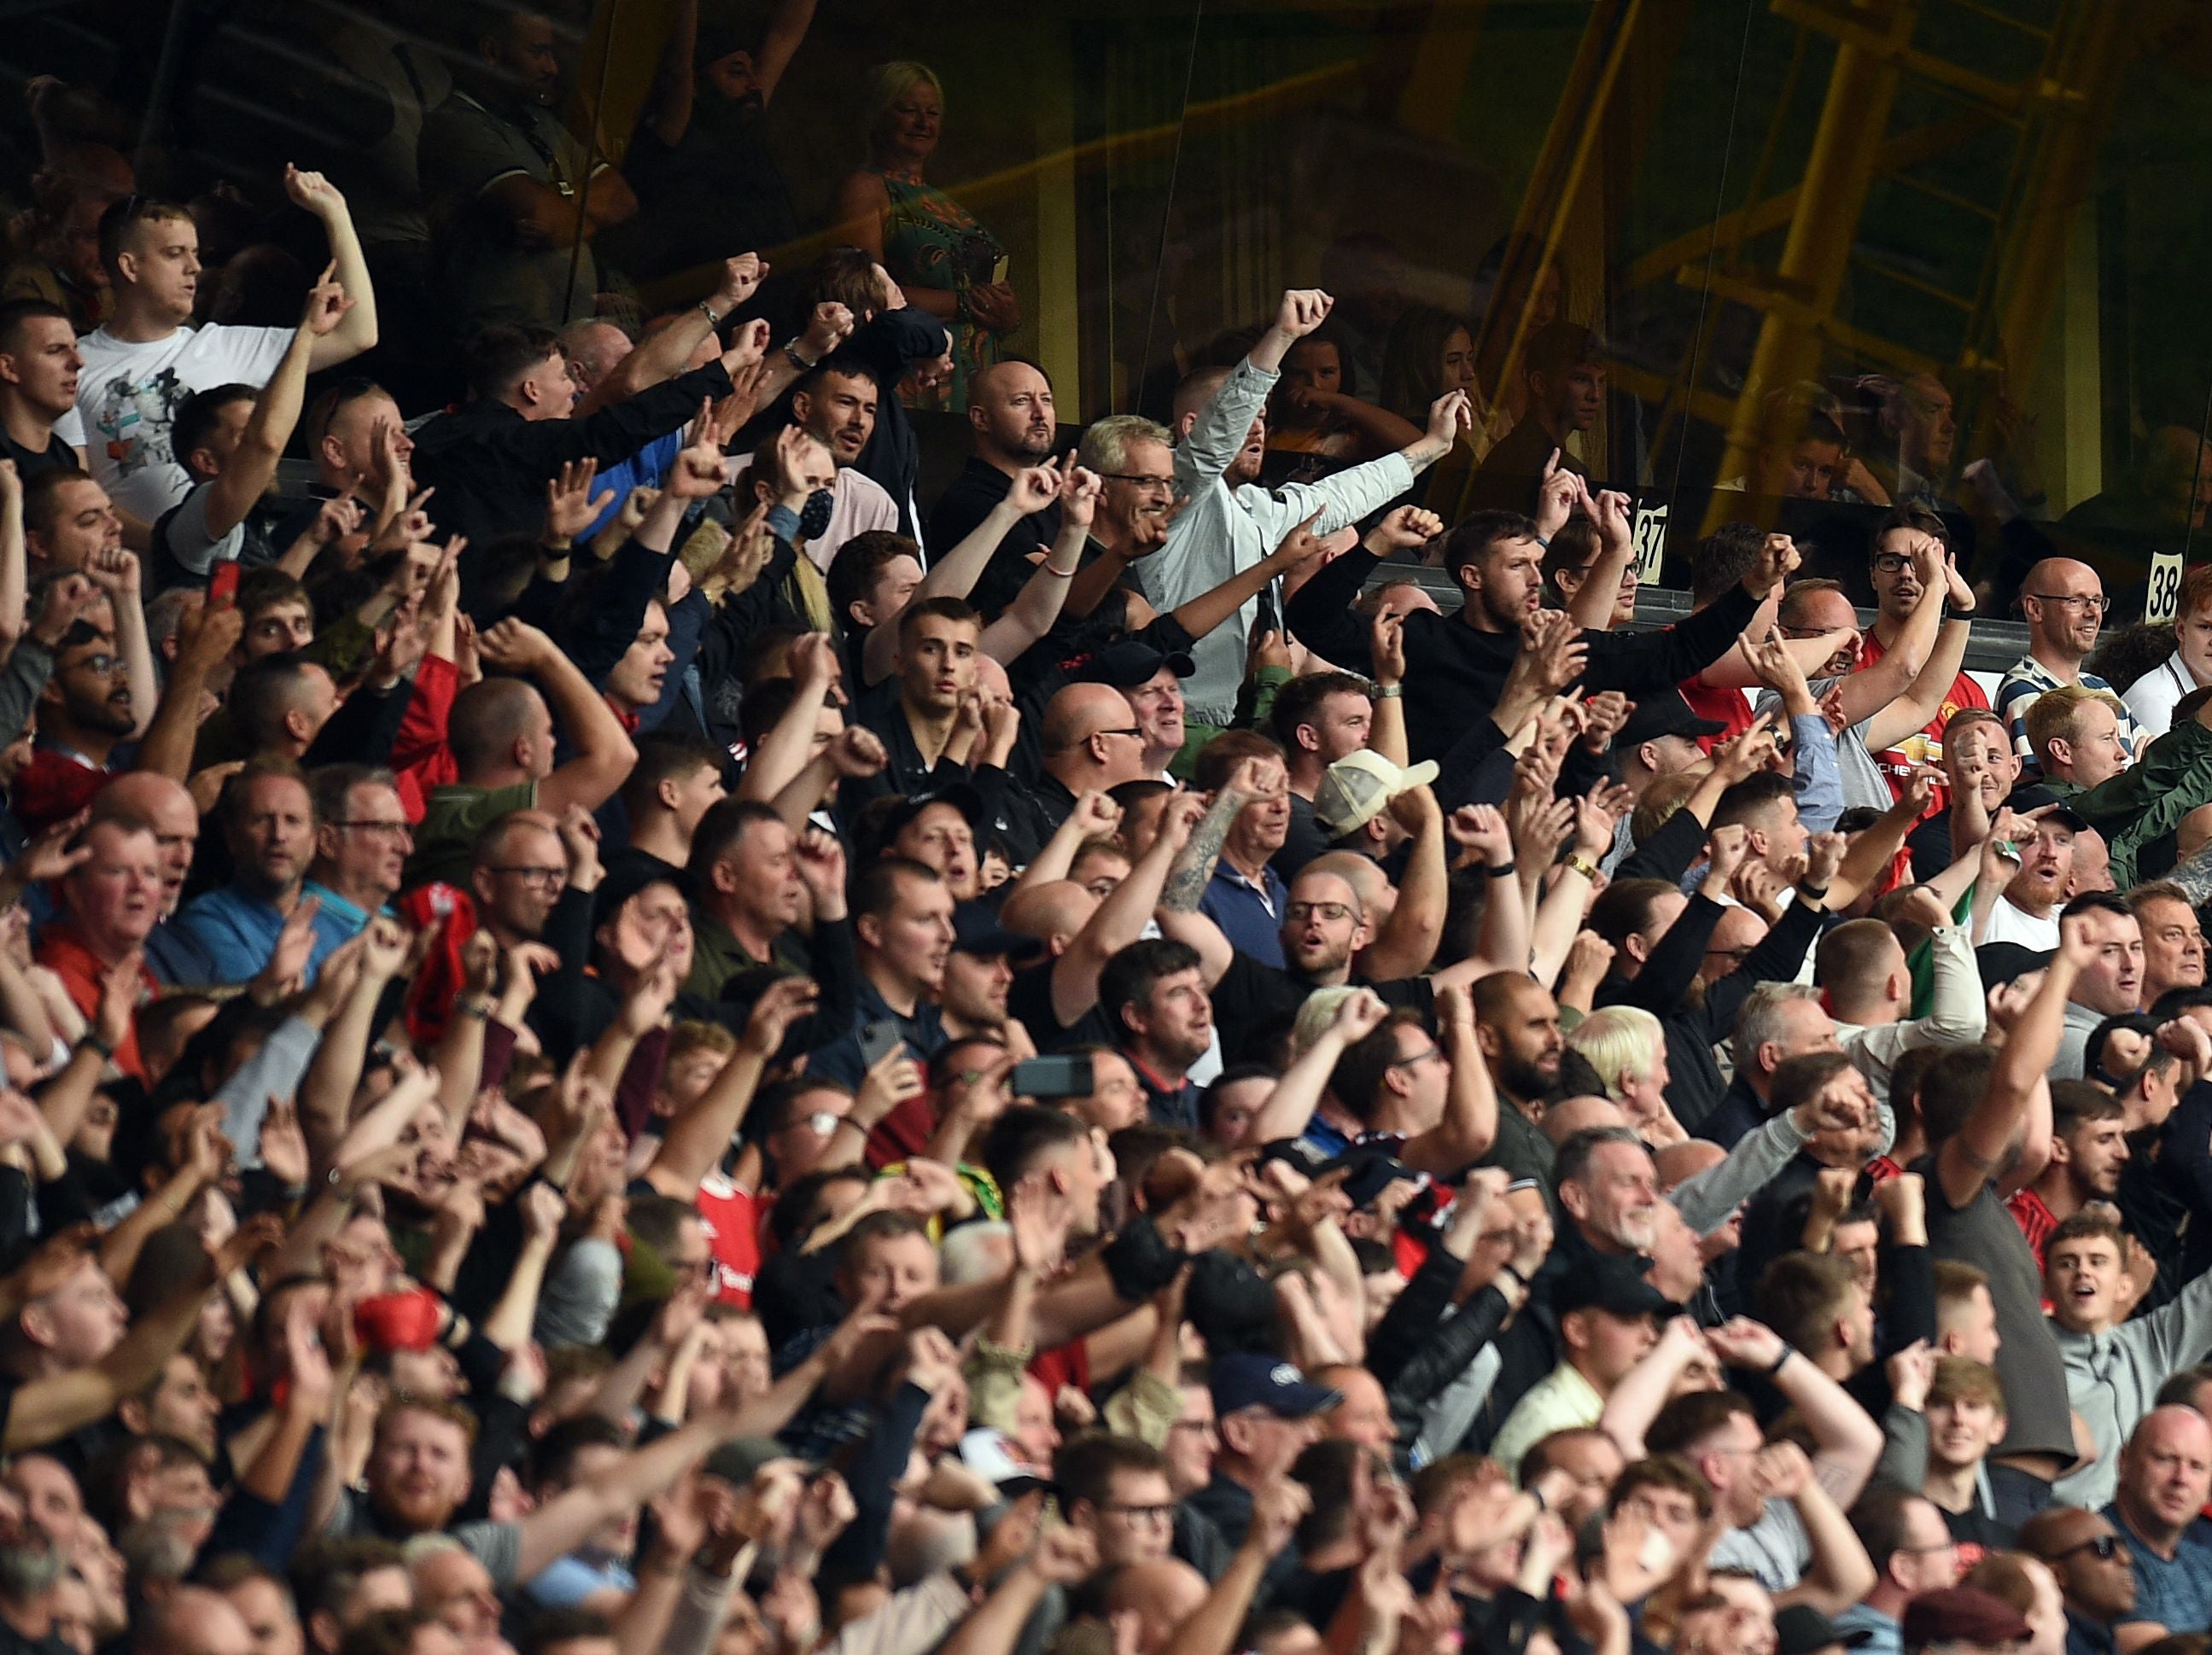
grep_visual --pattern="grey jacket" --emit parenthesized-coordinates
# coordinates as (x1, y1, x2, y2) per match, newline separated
(2053, 1266, 2212, 1507)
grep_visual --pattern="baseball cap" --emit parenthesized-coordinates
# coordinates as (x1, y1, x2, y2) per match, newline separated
(951, 900, 1044, 962)
(1618, 690, 1726, 748)
(1209, 1352, 1342, 1419)
(1899, 1587, 2032, 1648)
(704, 1436, 798, 1485)
(1314, 749, 1442, 838)
(1552, 1254, 1676, 1320)
(959, 1428, 1054, 1496)
(1974, 941, 2053, 992)
(1077, 640, 1194, 690)
(2000, 784, 2090, 832)
(1773, 1605, 1872, 1655)
(591, 855, 692, 929)
(867, 784, 986, 856)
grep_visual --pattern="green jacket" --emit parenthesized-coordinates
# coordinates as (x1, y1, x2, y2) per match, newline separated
(2048, 715, 2212, 889)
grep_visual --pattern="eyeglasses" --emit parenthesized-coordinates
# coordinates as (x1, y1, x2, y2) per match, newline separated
(1095, 727, 1144, 741)
(66, 653, 124, 676)
(1286, 900, 1353, 925)
(783, 1110, 840, 1137)
(2028, 591, 2110, 614)
(1895, 1539, 1960, 1555)
(1100, 474, 1176, 494)
(491, 865, 568, 889)
(1100, 1501, 1174, 1521)
(333, 819, 413, 838)
(1388, 1044, 1445, 1070)
(1871, 553, 1917, 575)
(2046, 1533, 2124, 1562)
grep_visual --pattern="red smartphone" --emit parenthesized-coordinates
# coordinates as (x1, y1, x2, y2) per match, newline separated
(208, 562, 240, 606)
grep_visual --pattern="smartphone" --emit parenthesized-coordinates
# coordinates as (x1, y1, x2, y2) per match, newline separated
(1011, 1055, 1094, 1099)
(208, 562, 241, 606)
(857, 1018, 904, 1069)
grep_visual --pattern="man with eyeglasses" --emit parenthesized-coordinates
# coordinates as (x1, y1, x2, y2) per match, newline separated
(1998, 557, 2144, 779)
(1839, 1484, 1964, 1655)
(1058, 1433, 1178, 1570)
(1031, 683, 1152, 836)
(302, 766, 413, 954)
(2018, 1505, 2139, 1655)
(1834, 509, 1983, 818)
(1068, 414, 1177, 619)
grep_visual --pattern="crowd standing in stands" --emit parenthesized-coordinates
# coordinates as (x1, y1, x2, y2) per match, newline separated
(9, 15, 2212, 1655)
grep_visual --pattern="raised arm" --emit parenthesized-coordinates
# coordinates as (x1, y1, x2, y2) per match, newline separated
(644, 978, 815, 1199)
(1045, 793, 1195, 1028)
(283, 167, 377, 368)
(1936, 908, 2083, 1209)
(201, 274, 351, 541)
(476, 619, 639, 815)
(1249, 990, 1390, 1145)
(1860, 552, 1976, 755)
(1828, 536, 1948, 729)
(979, 469, 1096, 664)
(1398, 983, 1497, 1171)
(861, 464, 1059, 685)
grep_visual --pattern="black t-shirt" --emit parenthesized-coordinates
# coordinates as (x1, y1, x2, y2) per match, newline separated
(1208, 953, 1435, 1064)
(924, 457, 1063, 618)
(0, 427, 81, 484)
(1005, 959, 1113, 1054)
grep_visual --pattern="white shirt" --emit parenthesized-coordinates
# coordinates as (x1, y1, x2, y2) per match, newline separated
(58, 323, 293, 524)
(2123, 653, 2204, 741)
(1982, 895, 2060, 951)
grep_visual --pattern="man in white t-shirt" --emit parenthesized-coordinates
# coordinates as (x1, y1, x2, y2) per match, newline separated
(1981, 807, 2081, 950)
(56, 167, 378, 528)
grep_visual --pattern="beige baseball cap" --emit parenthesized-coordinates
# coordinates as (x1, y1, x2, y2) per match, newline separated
(1313, 749, 1441, 837)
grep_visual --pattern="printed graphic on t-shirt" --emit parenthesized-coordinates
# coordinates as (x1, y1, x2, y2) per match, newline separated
(90, 366, 187, 484)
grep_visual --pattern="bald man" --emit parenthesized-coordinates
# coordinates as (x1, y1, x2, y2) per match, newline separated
(136, 1585, 259, 1655)
(92, 771, 211, 984)
(1037, 684, 1151, 825)
(1996, 557, 2143, 776)
(2107, 1405, 2212, 1646)
(407, 625, 636, 889)
(925, 360, 1063, 615)
(1543, 1095, 1629, 1146)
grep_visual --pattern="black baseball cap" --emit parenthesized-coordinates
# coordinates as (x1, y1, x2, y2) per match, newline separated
(2001, 784, 2091, 832)
(1077, 640, 1194, 690)
(1619, 690, 1725, 748)
(1553, 1253, 1675, 1320)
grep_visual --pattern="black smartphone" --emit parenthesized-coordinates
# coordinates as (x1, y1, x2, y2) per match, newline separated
(857, 1018, 903, 1069)
(1011, 1055, 1094, 1099)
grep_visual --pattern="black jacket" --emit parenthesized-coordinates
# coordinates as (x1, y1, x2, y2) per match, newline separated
(412, 358, 734, 609)
(1286, 548, 1760, 764)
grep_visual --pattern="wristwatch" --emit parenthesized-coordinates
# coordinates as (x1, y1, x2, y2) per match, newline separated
(1373, 683, 1404, 700)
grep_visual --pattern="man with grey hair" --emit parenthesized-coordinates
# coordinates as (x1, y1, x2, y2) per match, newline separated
(1067, 413, 1178, 621)
(1143, 288, 1466, 737)
(1698, 982, 1839, 1151)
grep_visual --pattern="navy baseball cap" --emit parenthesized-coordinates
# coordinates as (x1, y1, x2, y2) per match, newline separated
(951, 900, 1044, 962)
(1209, 1353, 1341, 1419)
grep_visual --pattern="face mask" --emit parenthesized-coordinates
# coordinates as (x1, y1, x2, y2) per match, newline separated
(798, 488, 834, 543)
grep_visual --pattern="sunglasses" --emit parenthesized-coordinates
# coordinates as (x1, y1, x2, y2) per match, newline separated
(2050, 1534, 2124, 1562)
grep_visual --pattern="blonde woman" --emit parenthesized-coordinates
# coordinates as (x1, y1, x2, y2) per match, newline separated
(831, 62, 1013, 411)
(1566, 1004, 1688, 1147)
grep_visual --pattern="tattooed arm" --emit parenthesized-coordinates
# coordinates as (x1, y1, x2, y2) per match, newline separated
(1153, 760, 1274, 987)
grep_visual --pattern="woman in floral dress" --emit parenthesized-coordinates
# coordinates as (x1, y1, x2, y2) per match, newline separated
(832, 61, 1014, 412)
